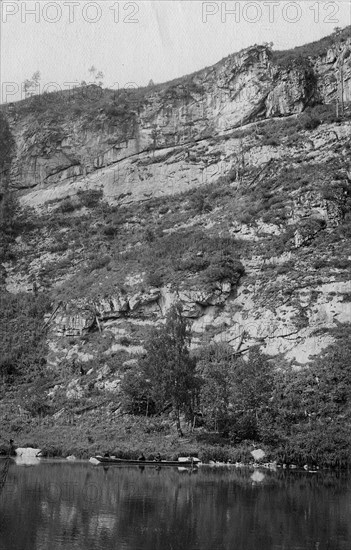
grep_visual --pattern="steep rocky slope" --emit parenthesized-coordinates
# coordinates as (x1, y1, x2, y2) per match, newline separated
(4, 31, 351, 207)
(1, 29, 351, 434)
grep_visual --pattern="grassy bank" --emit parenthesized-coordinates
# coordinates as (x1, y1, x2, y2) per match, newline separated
(1, 409, 350, 469)
(0, 409, 258, 463)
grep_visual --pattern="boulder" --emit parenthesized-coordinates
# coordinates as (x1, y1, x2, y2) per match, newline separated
(251, 448, 266, 461)
(14, 447, 41, 466)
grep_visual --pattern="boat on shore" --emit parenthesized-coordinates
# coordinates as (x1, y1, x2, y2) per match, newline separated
(90, 456, 200, 467)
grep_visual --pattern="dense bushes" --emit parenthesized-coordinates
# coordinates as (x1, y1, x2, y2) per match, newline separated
(0, 189, 20, 262)
(0, 292, 51, 383)
(120, 318, 351, 467)
(262, 326, 351, 466)
(196, 344, 274, 440)
(143, 230, 244, 289)
(58, 189, 104, 214)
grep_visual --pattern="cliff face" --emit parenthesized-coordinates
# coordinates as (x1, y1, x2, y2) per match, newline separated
(2, 44, 321, 204)
(5, 37, 351, 207)
(2, 31, 351, 379)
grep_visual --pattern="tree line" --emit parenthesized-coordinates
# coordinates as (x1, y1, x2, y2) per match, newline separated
(121, 304, 274, 439)
(121, 305, 351, 467)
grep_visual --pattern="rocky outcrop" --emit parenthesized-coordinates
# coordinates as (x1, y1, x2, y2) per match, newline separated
(266, 64, 317, 117)
(7, 39, 350, 207)
(49, 283, 234, 336)
(314, 41, 351, 104)
(45, 273, 351, 366)
(177, 282, 232, 318)
(50, 306, 96, 337)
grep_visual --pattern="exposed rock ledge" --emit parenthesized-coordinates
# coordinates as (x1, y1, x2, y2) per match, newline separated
(46, 279, 351, 366)
(48, 282, 233, 336)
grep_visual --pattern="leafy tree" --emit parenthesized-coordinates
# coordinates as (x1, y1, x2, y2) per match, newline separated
(132, 304, 198, 435)
(23, 71, 41, 97)
(229, 349, 274, 441)
(120, 369, 155, 416)
(197, 343, 235, 433)
(197, 344, 274, 441)
(88, 66, 104, 87)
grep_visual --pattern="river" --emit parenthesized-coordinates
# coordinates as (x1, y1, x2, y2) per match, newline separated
(0, 460, 350, 550)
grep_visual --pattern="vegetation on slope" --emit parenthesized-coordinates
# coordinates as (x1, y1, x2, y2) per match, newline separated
(2, 69, 351, 465)
(272, 25, 351, 67)
(0, 292, 50, 383)
(0, 112, 17, 264)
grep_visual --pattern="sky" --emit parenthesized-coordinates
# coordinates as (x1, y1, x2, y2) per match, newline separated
(1, 0, 350, 103)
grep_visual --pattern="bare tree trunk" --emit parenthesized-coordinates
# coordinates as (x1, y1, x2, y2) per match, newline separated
(192, 415, 196, 432)
(336, 91, 339, 119)
(96, 316, 102, 333)
(340, 65, 344, 118)
(175, 407, 183, 437)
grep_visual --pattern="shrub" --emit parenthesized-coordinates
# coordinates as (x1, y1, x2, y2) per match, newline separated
(24, 391, 53, 417)
(144, 228, 155, 243)
(77, 189, 103, 208)
(145, 270, 164, 288)
(88, 255, 111, 271)
(119, 336, 131, 347)
(178, 256, 209, 273)
(303, 117, 321, 131)
(59, 198, 76, 213)
(48, 240, 69, 253)
(199, 446, 230, 463)
(103, 225, 118, 238)
(203, 257, 245, 285)
(332, 258, 351, 269)
(263, 137, 279, 146)
(276, 263, 292, 275)
(190, 192, 213, 214)
(297, 217, 326, 242)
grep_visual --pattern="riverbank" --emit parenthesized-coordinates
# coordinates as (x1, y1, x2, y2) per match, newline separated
(1, 408, 350, 469)
(0, 412, 259, 463)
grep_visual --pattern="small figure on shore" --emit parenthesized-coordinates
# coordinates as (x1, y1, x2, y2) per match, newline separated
(9, 439, 16, 457)
(155, 452, 162, 462)
(138, 452, 146, 462)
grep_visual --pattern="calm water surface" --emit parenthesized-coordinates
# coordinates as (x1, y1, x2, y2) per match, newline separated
(0, 460, 351, 550)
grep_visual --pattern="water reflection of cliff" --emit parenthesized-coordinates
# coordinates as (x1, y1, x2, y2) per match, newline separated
(1, 463, 351, 550)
